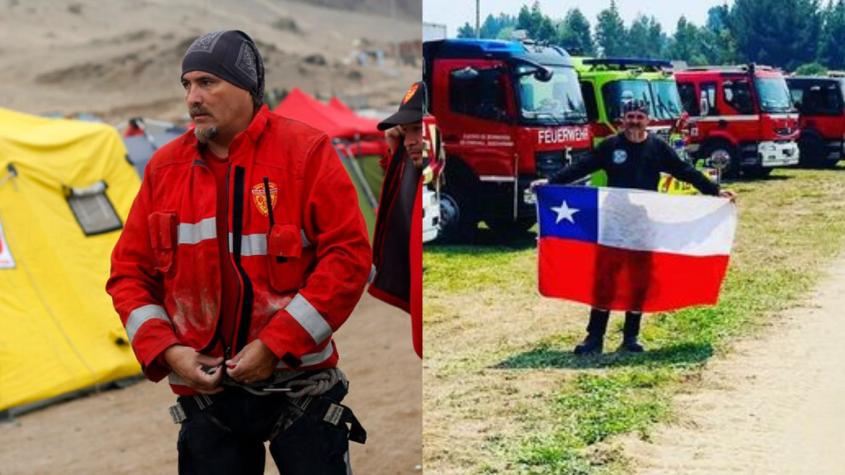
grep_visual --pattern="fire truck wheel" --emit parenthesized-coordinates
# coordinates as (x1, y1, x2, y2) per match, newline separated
(798, 132, 828, 168)
(823, 158, 842, 169)
(485, 218, 535, 238)
(437, 192, 478, 243)
(437, 162, 479, 243)
(702, 140, 740, 179)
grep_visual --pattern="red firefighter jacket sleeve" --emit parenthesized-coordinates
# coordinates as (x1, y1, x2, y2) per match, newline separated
(106, 163, 180, 382)
(258, 135, 372, 362)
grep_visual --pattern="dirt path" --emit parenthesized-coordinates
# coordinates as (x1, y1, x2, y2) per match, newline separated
(0, 294, 421, 475)
(621, 255, 845, 474)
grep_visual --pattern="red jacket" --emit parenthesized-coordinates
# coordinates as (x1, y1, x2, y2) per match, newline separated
(107, 105, 371, 393)
(368, 144, 423, 357)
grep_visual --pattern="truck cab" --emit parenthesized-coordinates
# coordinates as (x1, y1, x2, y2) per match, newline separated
(675, 64, 800, 178)
(574, 57, 716, 193)
(423, 39, 591, 241)
(786, 76, 845, 168)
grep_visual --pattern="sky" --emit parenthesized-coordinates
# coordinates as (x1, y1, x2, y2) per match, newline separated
(423, 0, 733, 38)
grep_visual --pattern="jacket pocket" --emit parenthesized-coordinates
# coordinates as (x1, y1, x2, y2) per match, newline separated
(266, 223, 308, 293)
(148, 211, 177, 274)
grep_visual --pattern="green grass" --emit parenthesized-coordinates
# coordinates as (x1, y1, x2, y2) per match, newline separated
(423, 167, 845, 474)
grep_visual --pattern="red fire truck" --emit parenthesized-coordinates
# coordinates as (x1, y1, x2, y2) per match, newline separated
(675, 64, 800, 178)
(787, 75, 845, 168)
(423, 39, 591, 241)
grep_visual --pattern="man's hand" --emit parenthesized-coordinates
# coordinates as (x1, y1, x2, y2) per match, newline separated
(529, 178, 549, 192)
(225, 339, 279, 384)
(719, 189, 737, 202)
(385, 125, 403, 157)
(163, 345, 224, 394)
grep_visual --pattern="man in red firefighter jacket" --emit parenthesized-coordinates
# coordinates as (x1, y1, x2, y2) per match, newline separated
(369, 82, 425, 358)
(106, 30, 371, 474)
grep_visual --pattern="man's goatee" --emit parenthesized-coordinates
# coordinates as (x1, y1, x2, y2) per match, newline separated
(195, 126, 218, 144)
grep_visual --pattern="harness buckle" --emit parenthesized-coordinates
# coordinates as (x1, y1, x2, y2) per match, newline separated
(323, 403, 344, 426)
(168, 403, 186, 424)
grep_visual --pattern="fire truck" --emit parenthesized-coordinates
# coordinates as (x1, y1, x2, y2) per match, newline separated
(674, 64, 800, 178)
(786, 75, 845, 168)
(573, 57, 717, 193)
(423, 39, 591, 241)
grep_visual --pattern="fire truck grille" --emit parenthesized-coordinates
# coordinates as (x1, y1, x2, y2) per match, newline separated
(535, 149, 590, 177)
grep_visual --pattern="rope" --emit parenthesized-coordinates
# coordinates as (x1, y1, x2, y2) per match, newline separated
(222, 367, 347, 397)
(284, 367, 347, 398)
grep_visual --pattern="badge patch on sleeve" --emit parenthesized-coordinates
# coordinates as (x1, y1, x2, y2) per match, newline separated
(251, 182, 278, 217)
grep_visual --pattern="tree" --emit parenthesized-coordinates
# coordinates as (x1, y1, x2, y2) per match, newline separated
(794, 62, 828, 75)
(457, 22, 476, 38)
(705, 3, 730, 32)
(668, 16, 707, 64)
(730, 0, 823, 70)
(595, 0, 627, 56)
(557, 8, 594, 55)
(627, 15, 665, 58)
(517, 1, 555, 42)
(818, 0, 845, 69)
(703, 4, 738, 64)
(478, 13, 518, 40)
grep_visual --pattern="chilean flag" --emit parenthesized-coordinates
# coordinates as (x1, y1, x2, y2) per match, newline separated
(536, 185, 737, 312)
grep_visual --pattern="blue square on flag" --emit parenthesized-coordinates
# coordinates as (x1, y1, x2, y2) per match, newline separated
(536, 185, 598, 243)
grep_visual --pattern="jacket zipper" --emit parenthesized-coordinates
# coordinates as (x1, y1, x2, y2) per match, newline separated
(230, 165, 254, 355)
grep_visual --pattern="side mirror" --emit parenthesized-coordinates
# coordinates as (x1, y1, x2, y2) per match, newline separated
(699, 93, 710, 116)
(724, 87, 734, 103)
(534, 68, 553, 82)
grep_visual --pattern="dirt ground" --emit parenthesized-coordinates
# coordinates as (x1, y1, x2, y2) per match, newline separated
(0, 0, 420, 122)
(0, 294, 421, 475)
(618, 255, 845, 474)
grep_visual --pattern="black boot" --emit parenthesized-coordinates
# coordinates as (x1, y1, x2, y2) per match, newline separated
(574, 308, 609, 355)
(620, 312, 645, 352)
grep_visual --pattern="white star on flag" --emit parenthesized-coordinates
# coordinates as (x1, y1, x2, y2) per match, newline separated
(551, 200, 579, 224)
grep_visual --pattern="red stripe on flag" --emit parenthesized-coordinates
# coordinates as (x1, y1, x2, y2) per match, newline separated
(539, 238, 730, 312)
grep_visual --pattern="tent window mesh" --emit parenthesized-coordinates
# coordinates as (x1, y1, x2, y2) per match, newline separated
(66, 181, 122, 235)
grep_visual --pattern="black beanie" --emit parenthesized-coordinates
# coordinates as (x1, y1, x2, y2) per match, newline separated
(181, 30, 265, 106)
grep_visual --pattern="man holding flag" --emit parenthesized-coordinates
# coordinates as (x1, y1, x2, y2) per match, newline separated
(532, 99, 736, 355)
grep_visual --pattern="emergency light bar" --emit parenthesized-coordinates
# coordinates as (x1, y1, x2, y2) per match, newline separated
(682, 63, 777, 73)
(446, 39, 525, 55)
(583, 57, 672, 70)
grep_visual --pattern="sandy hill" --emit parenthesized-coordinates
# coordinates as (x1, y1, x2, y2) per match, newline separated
(0, 0, 421, 122)
(290, 0, 420, 20)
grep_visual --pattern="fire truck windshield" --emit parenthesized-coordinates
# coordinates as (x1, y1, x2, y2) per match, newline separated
(650, 80, 683, 120)
(517, 65, 587, 124)
(755, 77, 794, 113)
(602, 79, 653, 120)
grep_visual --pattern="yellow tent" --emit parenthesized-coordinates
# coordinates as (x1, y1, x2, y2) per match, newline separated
(0, 108, 142, 413)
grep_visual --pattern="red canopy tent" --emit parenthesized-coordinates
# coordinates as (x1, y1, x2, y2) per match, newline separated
(274, 89, 386, 157)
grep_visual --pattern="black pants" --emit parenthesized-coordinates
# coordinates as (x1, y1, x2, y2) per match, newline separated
(176, 383, 351, 475)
